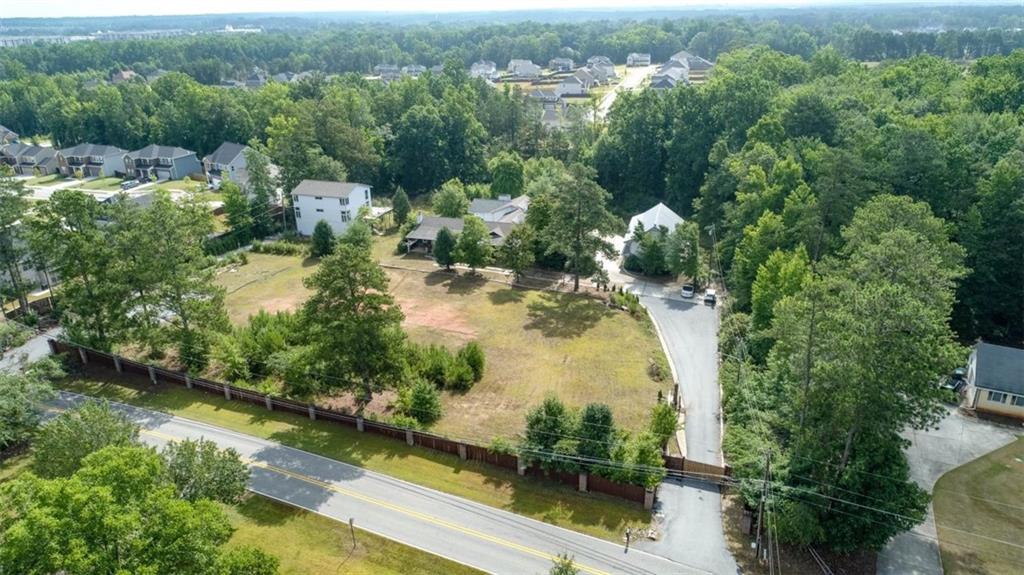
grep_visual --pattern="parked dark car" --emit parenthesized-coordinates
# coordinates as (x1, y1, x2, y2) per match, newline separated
(120, 179, 140, 191)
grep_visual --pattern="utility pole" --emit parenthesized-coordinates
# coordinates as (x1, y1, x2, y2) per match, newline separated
(754, 450, 771, 564)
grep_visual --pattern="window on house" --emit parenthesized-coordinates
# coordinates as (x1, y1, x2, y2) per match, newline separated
(339, 197, 349, 206)
(315, 208, 324, 213)
(341, 211, 351, 222)
(364, 190, 369, 201)
(987, 391, 1007, 403)
(294, 207, 301, 219)
(314, 196, 322, 200)
(1012, 395, 1024, 407)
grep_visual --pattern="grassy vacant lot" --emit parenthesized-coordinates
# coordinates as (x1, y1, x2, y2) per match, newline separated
(934, 436, 1024, 574)
(217, 248, 670, 439)
(61, 371, 652, 542)
(76, 176, 123, 191)
(0, 448, 478, 575)
(23, 173, 64, 186)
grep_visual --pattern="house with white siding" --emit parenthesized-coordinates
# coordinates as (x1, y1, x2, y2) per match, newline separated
(291, 179, 372, 237)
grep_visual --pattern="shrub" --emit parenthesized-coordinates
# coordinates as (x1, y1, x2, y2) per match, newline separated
(398, 378, 443, 426)
(212, 333, 250, 382)
(267, 346, 316, 397)
(390, 414, 423, 430)
(0, 321, 32, 351)
(412, 344, 453, 387)
(445, 356, 475, 391)
(649, 401, 680, 445)
(457, 341, 485, 382)
(623, 254, 642, 273)
(311, 220, 336, 258)
(647, 354, 670, 382)
(489, 436, 515, 455)
(250, 240, 307, 256)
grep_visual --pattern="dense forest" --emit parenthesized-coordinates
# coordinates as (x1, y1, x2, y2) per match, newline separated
(3, 7, 1024, 554)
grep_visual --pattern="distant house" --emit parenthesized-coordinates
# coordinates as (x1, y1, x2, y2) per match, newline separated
(670, 50, 715, 79)
(123, 145, 201, 181)
(244, 67, 268, 89)
(965, 342, 1024, 420)
(110, 69, 138, 84)
(57, 143, 127, 178)
(650, 66, 687, 90)
(470, 60, 498, 79)
(624, 203, 684, 256)
(373, 64, 401, 81)
(203, 142, 249, 189)
(1, 143, 59, 175)
(507, 59, 542, 79)
(291, 179, 372, 237)
(272, 72, 296, 83)
(404, 215, 518, 253)
(548, 57, 574, 72)
(557, 68, 595, 96)
(627, 53, 651, 67)
(469, 195, 530, 224)
(586, 56, 618, 81)
(0, 124, 18, 145)
(402, 64, 427, 77)
(529, 88, 561, 104)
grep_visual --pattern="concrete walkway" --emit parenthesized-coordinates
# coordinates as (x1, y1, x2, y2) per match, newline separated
(876, 407, 1021, 574)
(51, 391, 710, 575)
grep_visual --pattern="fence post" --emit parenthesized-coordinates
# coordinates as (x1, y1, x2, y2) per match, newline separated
(578, 471, 588, 493)
(147, 365, 157, 385)
(356, 417, 364, 432)
(113, 355, 123, 373)
(458, 443, 467, 461)
(644, 488, 655, 510)
(308, 406, 316, 420)
(223, 385, 231, 401)
(78, 347, 88, 365)
(517, 457, 527, 476)
(47, 339, 58, 354)
(185, 374, 193, 389)
(405, 429, 414, 446)
(265, 396, 273, 411)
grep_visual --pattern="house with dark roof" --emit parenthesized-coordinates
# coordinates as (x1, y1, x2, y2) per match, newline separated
(670, 50, 715, 81)
(402, 64, 427, 77)
(291, 179, 372, 237)
(0, 125, 18, 145)
(586, 56, 617, 82)
(373, 64, 401, 81)
(57, 143, 127, 177)
(404, 214, 518, 253)
(123, 145, 201, 181)
(627, 53, 651, 67)
(203, 142, 249, 189)
(965, 342, 1024, 420)
(650, 66, 687, 90)
(548, 57, 574, 72)
(469, 195, 530, 224)
(1, 143, 59, 175)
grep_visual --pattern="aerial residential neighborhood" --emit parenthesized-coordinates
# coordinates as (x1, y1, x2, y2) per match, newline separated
(1, 3, 1024, 575)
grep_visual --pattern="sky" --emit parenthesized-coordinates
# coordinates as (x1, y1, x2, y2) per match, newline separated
(1, 1, 970, 21)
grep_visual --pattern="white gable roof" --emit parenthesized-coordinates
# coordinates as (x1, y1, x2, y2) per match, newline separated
(628, 202, 684, 234)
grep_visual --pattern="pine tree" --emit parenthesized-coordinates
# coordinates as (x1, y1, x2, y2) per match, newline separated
(311, 220, 335, 258)
(433, 227, 457, 271)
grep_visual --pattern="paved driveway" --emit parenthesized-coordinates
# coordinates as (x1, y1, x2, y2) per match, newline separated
(51, 391, 709, 575)
(877, 407, 1021, 574)
(597, 65, 656, 119)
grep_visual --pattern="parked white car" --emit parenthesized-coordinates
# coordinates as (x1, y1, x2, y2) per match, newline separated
(703, 289, 717, 306)
(681, 284, 695, 298)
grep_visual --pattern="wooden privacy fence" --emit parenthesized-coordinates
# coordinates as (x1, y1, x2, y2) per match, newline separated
(50, 339, 728, 507)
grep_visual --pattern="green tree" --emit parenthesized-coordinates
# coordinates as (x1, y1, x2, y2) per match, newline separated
(0, 166, 31, 312)
(311, 220, 336, 258)
(522, 395, 574, 470)
(664, 221, 700, 280)
(244, 144, 276, 238)
(398, 378, 443, 426)
(648, 401, 680, 445)
(488, 151, 525, 199)
(0, 370, 54, 450)
(455, 215, 493, 272)
(729, 210, 785, 311)
(432, 178, 470, 217)
(302, 244, 407, 409)
(750, 247, 811, 332)
(576, 403, 616, 466)
(540, 165, 624, 291)
(221, 180, 253, 243)
(32, 400, 140, 478)
(0, 446, 243, 575)
(638, 230, 668, 276)
(161, 438, 249, 504)
(457, 341, 486, 382)
(496, 224, 535, 282)
(433, 227, 457, 271)
(216, 547, 281, 575)
(392, 186, 412, 225)
(338, 218, 372, 252)
(393, 105, 449, 195)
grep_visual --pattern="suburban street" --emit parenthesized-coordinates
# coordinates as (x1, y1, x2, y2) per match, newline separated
(49, 391, 710, 575)
(596, 64, 656, 119)
(876, 407, 1020, 574)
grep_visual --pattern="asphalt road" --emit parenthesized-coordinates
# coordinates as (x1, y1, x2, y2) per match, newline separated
(596, 65, 656, 119)
(50, 391, 709, 575)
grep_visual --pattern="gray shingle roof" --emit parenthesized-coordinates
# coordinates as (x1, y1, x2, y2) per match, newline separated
(126, 144, 195, 160)
(0, 124, 17, 141)
(974, 342, 1024, 396)
(405, 216, 517, 245)
(59, 143, 127, 157)
(292, 179, 369, 199)
(203, 142, 247, 165)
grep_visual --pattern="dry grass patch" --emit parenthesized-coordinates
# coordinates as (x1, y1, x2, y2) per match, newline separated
(217, 253, 317, 324)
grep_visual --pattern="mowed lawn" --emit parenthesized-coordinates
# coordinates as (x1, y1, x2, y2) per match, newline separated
(934, 436, 1024, 574)
(218, 250, 671, 439)
(60, 372, 653, 542)
(0, 449, 479, 575)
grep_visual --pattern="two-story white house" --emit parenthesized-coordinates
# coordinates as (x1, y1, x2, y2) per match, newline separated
(291, 179, 372, 237)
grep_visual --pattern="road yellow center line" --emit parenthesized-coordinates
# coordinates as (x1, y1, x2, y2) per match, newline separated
(135, 427, 613, 575)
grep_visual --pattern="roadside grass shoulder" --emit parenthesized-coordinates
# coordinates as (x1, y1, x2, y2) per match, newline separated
(934, 436, 1024, 574)
(59, 369, 652, 542)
